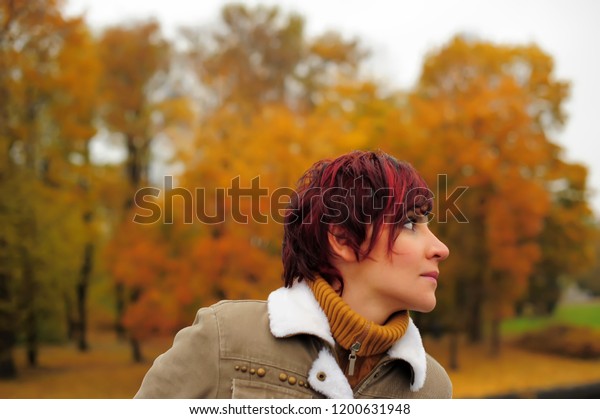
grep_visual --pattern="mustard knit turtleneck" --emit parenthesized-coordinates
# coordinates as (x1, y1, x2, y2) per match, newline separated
(308, 277, 409, 355)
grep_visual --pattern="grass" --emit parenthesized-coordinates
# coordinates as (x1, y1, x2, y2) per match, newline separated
(500, 317, 551, 335)
(501, 300, 600, 336)
(554, 302, 600, 328)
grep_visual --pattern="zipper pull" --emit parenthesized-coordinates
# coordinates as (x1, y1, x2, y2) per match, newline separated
(347, 342, 361, 376)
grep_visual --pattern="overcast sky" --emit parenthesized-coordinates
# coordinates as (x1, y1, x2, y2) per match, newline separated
(66, 0, 600, 214)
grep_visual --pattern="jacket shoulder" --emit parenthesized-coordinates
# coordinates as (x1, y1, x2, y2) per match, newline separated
(209, 299, 273, 351)
(209, 299, 319, 372)
(210, 299, 268, 319)
(135, 304, 222, 398)
(420, 354, 453, 398)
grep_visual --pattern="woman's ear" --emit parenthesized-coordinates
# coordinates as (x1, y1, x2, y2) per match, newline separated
(328, 225, 357, 263)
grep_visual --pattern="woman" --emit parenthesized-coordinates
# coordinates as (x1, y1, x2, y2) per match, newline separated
(135, 150, 451, 399)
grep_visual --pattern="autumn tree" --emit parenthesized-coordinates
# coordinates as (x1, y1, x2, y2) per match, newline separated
(181, 3, 366, 114)
(48, 9, 104, 353)
(0, 0, 101, 374)
(179, 4, 371, 298)
(112, 4, 373, 344)
(392, 36, 595, 357)
(98, 20, 171, 198)
(574, 223, 600, 296)
(524, 161, 597, 314)
(97, 20, 200, 362)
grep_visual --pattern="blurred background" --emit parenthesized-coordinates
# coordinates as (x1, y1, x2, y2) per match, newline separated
(1, 0, 599, 398)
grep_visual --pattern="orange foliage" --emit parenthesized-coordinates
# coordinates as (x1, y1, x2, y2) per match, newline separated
(387, 36, 595, 339)
(101, 13, 595, 349)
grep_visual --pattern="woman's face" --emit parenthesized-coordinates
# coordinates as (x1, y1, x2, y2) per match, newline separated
(342, 215, 450, 321)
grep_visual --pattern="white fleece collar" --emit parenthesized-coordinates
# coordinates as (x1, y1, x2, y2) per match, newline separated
(267, 281, 428, 392)
(267, 281, 335, 346)
(388, 318, 427, 391)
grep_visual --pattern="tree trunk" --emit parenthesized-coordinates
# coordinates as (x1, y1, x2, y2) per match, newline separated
(0, 329, 16, 379)
(25, 311, 38, 367)
(466, 297, 483, 343)
(22, 253, 38, 367)
(123, 137, 148, 360)
(0, 260, 17, 379)
(64, 293, 76, 341)
(131, 337, 143, 363)
(490, 316, 501, 357)
(449, 331, 459, 371)
(129, 288, 143, 362)
(76, 242, 93, 351)
(114, 283, 126, 340)
(113, 136, 145, 343)
(465, 269, 487, 343)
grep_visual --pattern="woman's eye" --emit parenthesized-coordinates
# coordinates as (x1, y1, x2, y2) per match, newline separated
(403, 219, 417, 231)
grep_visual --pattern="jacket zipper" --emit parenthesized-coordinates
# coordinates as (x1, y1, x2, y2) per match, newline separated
(347, 322, 371, 376)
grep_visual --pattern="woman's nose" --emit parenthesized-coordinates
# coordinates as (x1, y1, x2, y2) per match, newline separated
(429, 232, 450, 261)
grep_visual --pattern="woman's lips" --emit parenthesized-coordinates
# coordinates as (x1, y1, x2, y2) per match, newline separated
(421, 272, 439, 282)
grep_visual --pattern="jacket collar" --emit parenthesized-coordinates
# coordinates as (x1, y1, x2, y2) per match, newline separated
(267, 280, 335, 346)
(267, 281, 427, 391)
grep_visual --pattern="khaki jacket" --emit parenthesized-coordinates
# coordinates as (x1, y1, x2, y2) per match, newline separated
(135, 282, 452, 399)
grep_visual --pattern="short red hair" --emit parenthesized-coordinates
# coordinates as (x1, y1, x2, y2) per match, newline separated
(282, 150, 432, 289)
